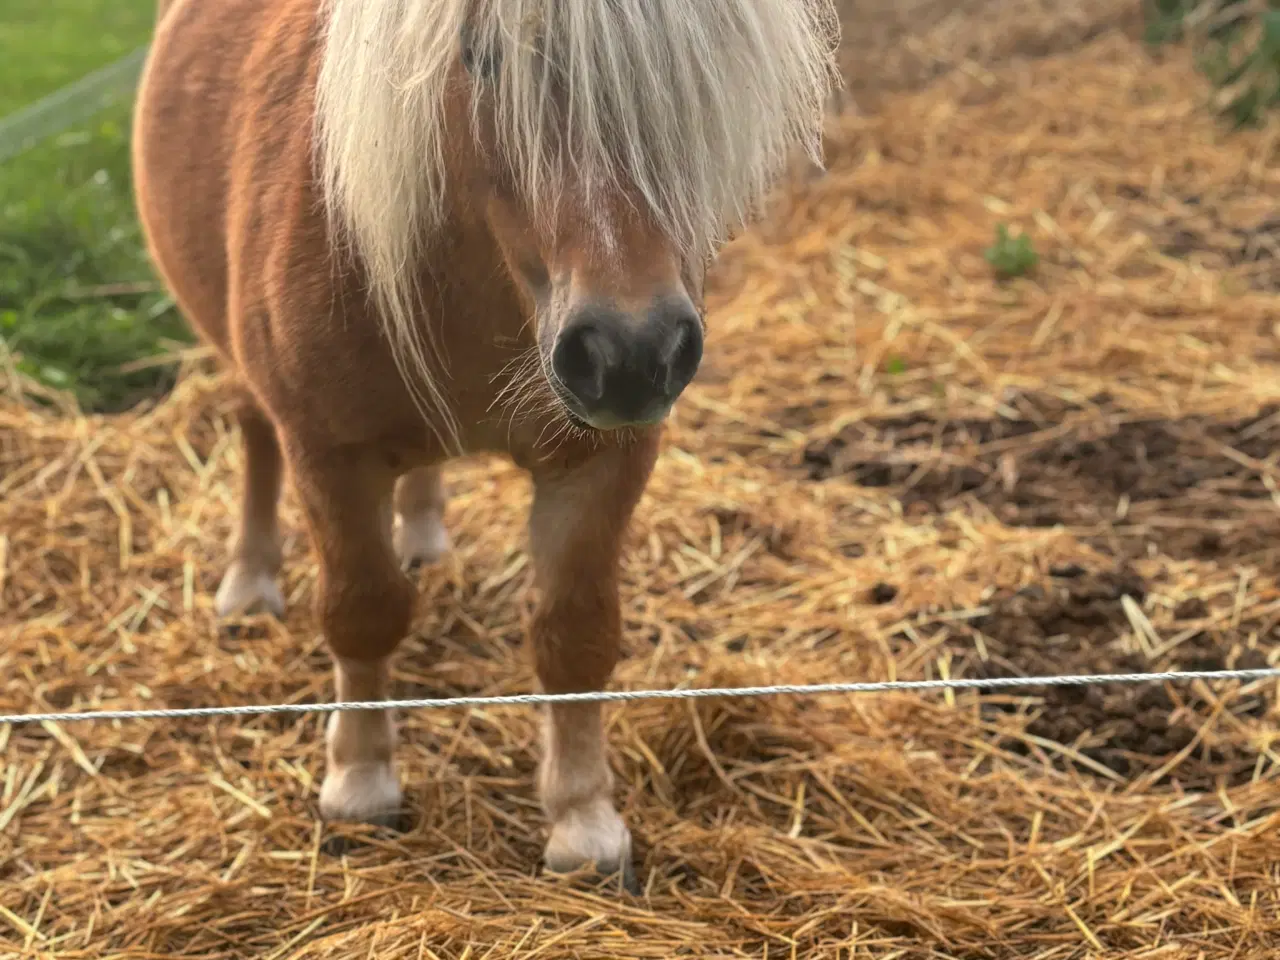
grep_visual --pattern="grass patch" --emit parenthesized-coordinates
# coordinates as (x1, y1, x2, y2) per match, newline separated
(1146, 0, 1280, 126)
(0, 1, 155, 113)
(0, 0, 192, 413)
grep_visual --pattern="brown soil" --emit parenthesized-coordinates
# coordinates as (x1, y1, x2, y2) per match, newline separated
(829, 0, 1147, 112)
(945, 566, 1271, 785)
(801, 394, 1280, 562)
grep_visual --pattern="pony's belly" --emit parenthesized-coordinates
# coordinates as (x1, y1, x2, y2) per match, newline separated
(132, 0, 319, 360)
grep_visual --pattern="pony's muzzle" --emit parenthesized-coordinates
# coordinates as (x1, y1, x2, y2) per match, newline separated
(551, 295, 703, 429)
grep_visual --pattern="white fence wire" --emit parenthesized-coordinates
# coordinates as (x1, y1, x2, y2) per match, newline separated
(4, 667, 1280, 726)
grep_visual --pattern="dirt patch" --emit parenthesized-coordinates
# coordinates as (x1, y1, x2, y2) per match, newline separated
(1120, 187, 1280, 291)
(801, 393, 1280, 563)
(830, 0, 1146, 112)
(910, 567, 1277, 787)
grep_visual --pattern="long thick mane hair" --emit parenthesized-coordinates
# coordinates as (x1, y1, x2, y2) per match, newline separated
(314, 0, 839, 444)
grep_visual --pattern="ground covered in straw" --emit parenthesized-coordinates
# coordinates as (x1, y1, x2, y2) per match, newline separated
(4, 8, 1280, 959)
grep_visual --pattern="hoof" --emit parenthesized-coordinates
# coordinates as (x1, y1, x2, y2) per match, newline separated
(605, 858, 641, 895)
(393, 512, 451, 573)
(214, 561, 285, 620)
(393, 514, 451, 572)
(544, 852, 640, 895)
(319, 762, 403, 825)
(544, 800, 637, 894)
(618, 858, 640, 895)
(320, 811, 412, 856)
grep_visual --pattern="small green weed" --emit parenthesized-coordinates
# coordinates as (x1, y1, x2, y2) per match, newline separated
(984, 223, 1039, 280)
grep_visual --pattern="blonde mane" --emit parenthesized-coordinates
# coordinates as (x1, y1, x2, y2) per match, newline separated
(314, 0, 839, 445)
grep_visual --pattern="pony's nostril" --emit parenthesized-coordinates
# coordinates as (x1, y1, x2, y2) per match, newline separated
(662, 312, 703, 397)
(551, 323, 608, 406)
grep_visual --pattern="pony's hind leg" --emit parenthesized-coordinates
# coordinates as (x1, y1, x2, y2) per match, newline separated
(392, 465, 451, 571)
(526, 439, 659, 891)
(215, 393, 286, 619)
(290, 450, 414, 825)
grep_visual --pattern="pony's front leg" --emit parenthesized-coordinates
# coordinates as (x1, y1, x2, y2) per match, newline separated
(291, 449, 415, 825)
(527, 438, 659, 890)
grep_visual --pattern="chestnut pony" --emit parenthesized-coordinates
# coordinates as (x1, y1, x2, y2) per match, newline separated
(133, 0, 836, 884)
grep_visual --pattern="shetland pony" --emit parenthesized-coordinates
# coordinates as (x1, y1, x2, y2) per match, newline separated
(133, 0, 837, 886)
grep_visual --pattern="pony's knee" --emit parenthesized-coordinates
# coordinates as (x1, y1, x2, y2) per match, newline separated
(531, 589, 621, 692)
(318, 571, 415, 661)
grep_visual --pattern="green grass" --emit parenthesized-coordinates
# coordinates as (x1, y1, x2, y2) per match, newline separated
(0, 1, 155, 112)
(984, 223, 1039, 280)
(1146, 0, 1280, 126)
(0, 0, 193, 412)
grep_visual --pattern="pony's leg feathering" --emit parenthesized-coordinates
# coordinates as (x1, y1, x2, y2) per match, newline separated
(527, 438, 660, 891)
(214, 394, 286, 620)
(291, 451, 415, 825)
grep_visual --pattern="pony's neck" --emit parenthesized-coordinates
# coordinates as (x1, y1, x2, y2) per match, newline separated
(418, 205, 535, 351)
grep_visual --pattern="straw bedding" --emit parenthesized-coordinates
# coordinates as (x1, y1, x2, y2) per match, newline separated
(3, 5, 1280, 957)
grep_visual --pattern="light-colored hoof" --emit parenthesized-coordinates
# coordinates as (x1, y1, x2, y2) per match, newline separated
(319, 762, 402, 823)
(214, 561, 285, 619)
(393, 514, 451, 571)
(545, 799, 636, 891)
